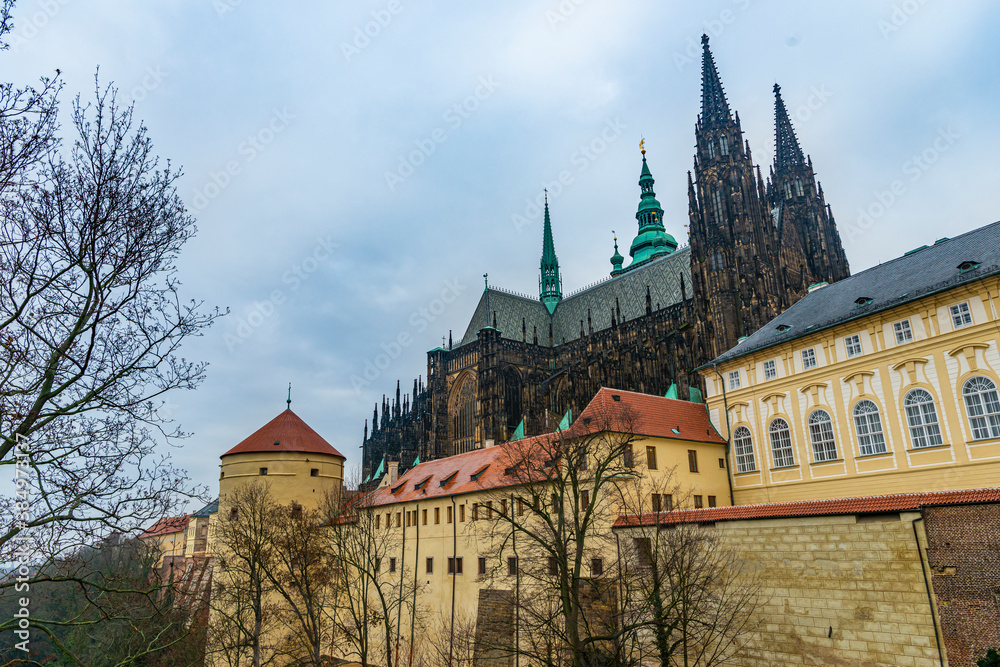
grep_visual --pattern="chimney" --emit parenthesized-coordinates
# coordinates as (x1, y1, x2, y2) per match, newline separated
(388, 461, 399, 484)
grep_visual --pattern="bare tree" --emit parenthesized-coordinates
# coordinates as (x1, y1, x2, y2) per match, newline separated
(207, 482, 282, 667)
(478, 405, 643, 667)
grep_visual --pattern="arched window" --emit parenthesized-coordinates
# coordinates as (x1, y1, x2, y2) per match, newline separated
(768, 419, 795, 468)
(711, 188, 725, 225)
(904, 389, 943, 448)
(502, 367, 523, 433)
(784, 182, 792, 200)
(451, 376, 477, 454)
(795, 177, 804, 197)
(853, 400, 887, 455)
(707, 140, 715, 159)
(808, 410, 837, 462)
(719, 134, 729, 156)
(963, 376, 1000, 440)
(733, 426, 755, 473)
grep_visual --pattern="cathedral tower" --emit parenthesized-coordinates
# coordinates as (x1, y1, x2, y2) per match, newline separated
(767, 83, 850, 294)
(625, 144, 677, 269)
(688, 35, 782, 357)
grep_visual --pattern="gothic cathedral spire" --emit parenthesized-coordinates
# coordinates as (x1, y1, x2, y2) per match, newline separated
(625, 141, 677, 269)
(767, 83, 850, 290)
(539, 193, 562, 314)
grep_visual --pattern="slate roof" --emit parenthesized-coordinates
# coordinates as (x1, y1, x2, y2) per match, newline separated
(710, 221, 1000, 365)
(460, 247, 692, 346)
(365, 388, 723, 507)
(222, 409, 345, 458)
(613, 487, 1000, 528)
(141, 515, 190, 538)
(191, 499, 218, 518)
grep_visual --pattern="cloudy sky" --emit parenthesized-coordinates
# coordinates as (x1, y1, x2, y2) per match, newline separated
(6, 1, 1000, 504)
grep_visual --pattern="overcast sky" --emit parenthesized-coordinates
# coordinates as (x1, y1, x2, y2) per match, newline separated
(6, 1, 1000, 505)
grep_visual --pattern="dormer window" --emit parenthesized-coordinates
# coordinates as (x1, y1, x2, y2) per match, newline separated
(957, 260, 980, 273)
(776, 324, 792, 332)
(439, 472, 458, 487)
(470, 465, 489, 482)
(855, 297, 874, 307)
(413, 475, 432, 491)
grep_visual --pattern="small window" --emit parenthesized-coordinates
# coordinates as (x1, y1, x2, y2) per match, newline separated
(776, 324, 792, 332)
(426, 557, 433, 574)
(396, 512, 401, 527)
(963, 377, 1000, 440)
(500, 499, 508, 516)
(651, 493, 661, 513)
(854, 400, 888, 456)
(434, 507, 440, 524)
(376, 515, 381, 530)
(310, 468, 319, 477)
(718, 457, 725, 469)
(547, 557, 558, 576)
(708, 495, 717, 507)
(507, 557, 518, 576)
(763, 359, 777, 381)
(422, 509, 427, 525)
(893, 320, 913, 344)
(693, 495, 703, 509)
(646, 446, 658, 470)
(728, 370, 741, 390)
(623, 445, 634, 468)
(949, 302, 973, 329)
(486, 501, 493, 519)
(580, 490, 590, 512)
(688, 450, 699, 473)
(478, 557, 487, 575)
(769, 419, 796, 467)
(447, 506, 453, 524)
(801, 348, 817, 370)
(809, 410, 838, 462)
(634, 538, 652, 567)
(904, 389, 943, 448)
(855, 296, 874, 307)
(460, 505, 466, 522)
(259, 467, 268, 476)
(389, 557, 396, 573)
(472, 504, 479, 521)
(591, 558, 604, 577)
(229, 508, 238, 521)
(517, 498, 525, 516)
(663, 494, 673, 512)
(845, 334, 862, 358)
(447, 557, 463, 575)
(957, 260, 980, 273)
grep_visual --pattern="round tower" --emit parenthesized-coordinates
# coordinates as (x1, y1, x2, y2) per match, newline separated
(218, 408, 345, 512)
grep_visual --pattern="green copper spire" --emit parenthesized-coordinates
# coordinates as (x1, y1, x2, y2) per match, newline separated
(539, 192, 562, 314)
(627, 141, 677, 267)
(610, 232, 624, 275)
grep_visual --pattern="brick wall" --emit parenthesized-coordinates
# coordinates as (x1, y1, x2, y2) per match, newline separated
(473, 588, 514, 667)
(924, 503, 1000, 666)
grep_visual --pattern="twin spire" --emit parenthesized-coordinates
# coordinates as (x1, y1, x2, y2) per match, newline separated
(700, 34, 732, 127)
(772, 83, 805, 171)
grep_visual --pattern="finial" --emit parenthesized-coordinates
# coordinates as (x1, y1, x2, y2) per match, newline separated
(483, 272, 488, 290)
(701, 34, 709, 46)
(286, 382, 292, 410)
(639, 137, 645, 156)
(773, 82, 780, 94)
(544, 187, 548, 202)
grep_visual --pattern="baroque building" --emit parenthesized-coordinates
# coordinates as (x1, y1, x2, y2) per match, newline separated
(362, 36, 850, 482)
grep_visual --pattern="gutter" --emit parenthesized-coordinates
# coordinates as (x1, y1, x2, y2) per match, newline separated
(911, 513, 946, 667)
(711, 362, 736, 507)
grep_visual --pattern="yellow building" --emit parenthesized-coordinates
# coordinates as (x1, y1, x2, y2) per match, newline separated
(139, 514, 191, 566)
(700, 222, 1000, 504)
(350, 387, 731, 663)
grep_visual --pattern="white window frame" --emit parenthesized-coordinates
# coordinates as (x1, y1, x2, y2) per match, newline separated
(903, 389, 944, 448)
(732, 426, 756, 473)
(949, 302, 973, 329)
(853, 400, 888, 456)
(762, 359, 777, 381)
(963, 376, 1000, 440)
(768, 419, 796, 468)
(728, 370, 741, 390)
(893, 319, 913, 344)
(801, 348, 817, 370)
(845, 334, 862, 358)
(808, 410, 838, 462)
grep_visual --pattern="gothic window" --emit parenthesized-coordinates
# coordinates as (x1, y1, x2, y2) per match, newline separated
(707, 140, 715, 159)
(795, 177, 804, 197)
(808, 410, 838, 462)
(733, 426, 756, 473)
(768, 419, 795, 468)
(719, 134, 729, 156)
(711, 188, 725, 225)
(503, 367, 523, 433)
(452, 375, 476, 454)
(904, 389, 943, 448)
(853, 400, 887, 455)
(963, 376, 1000, 440)
(784, 182, 792, 200)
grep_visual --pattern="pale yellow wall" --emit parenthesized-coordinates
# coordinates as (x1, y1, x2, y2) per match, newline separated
(184, 515, 210, 556)
(218, 450, 344, 511)
(141, 528, 187, 566)
(703, 276, 1000, 504)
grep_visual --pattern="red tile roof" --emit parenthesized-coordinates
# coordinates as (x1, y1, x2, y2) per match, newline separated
(612, 487, 1000, 528)
(365, 388, 724, 507)
(141, 515, 190, 538)
(222, 409, 345, 458)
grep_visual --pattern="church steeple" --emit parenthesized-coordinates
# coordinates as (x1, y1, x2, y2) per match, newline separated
(773, 84, 805, 170)
(700, 34, 732, 128)
(626, 141, 676, 268)
(538, 192, 562, 314)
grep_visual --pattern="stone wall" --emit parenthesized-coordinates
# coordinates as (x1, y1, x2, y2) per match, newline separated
(924, 503, 1000, 666)
(473, 588, 514, 667)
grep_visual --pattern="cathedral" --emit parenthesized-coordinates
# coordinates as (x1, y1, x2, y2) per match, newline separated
(361, 36, 850, 483)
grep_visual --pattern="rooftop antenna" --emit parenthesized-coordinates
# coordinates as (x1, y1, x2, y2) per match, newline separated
(286, 382, 292, 410)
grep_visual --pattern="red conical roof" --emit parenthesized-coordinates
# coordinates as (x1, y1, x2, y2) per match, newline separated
(222, 409, 344, 458)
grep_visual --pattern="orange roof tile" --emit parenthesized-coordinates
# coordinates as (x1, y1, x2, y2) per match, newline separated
(222, 409, 345, 458)
(364, 388, 724, 507)
(612, 487, 1000, 528)
(141, 515, 190, 538)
